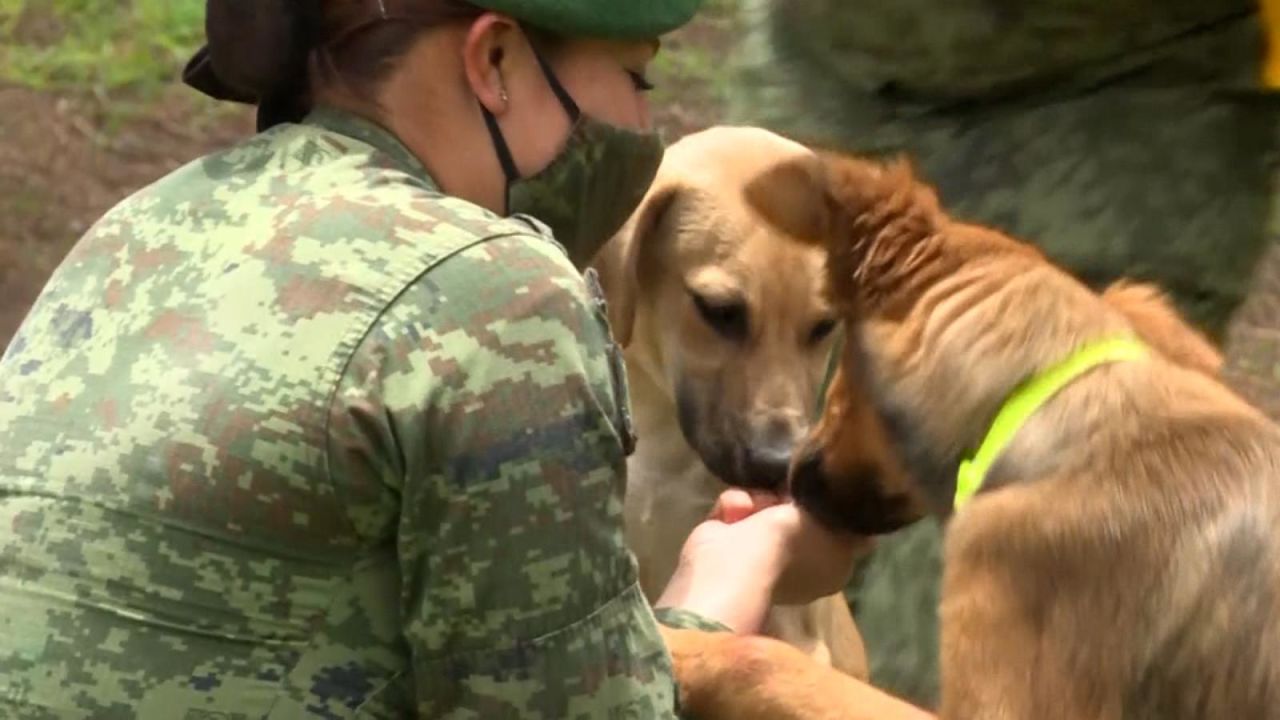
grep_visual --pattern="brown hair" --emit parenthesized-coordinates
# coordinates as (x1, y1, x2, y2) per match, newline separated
(310, 0, 486, 99)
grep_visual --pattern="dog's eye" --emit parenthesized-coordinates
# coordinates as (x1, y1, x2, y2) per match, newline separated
(808, 318, 838, 345)
(691, 292, 748, 341)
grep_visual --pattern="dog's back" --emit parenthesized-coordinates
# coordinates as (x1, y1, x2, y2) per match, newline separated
(1119, 382, 1280, 718)
(934, 284, 1280, 720)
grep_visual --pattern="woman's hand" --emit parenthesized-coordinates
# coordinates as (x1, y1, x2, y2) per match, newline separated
(654, 489, 871, 633)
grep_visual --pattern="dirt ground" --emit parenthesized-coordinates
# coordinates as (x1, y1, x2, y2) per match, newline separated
(0, 85, 254, 342)
(3, 9, 1280, 419)
(0, 7, 733, 345)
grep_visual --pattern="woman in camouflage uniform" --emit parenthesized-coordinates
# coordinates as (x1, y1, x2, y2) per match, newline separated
(0, 1, 867, 717)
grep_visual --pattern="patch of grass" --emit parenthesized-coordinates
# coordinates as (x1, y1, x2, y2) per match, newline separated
(650, 43, 731, 107)
(0, 0, 743, 101)
(0, 0, 204, 95)
(701, 0, 740, 14)
(0, 0, 741, 132)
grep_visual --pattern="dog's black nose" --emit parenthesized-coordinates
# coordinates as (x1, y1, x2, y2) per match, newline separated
(744, 444, 792, 491)
(789, 448, 822, 495)
(792, 451, 922, 536)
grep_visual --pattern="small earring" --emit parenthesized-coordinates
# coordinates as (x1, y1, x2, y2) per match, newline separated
(499, 88, 509, 104)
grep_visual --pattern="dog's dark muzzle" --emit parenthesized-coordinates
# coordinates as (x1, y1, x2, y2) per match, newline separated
(789, 450, 921, 535)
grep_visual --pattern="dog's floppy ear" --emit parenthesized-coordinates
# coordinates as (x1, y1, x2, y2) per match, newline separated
(746, 150, 943, 314)
(743, 150, 934, 244)
(742, 151, 835, 248)
(1101, 280, 1224, 376)
(594, 180, 682, 348)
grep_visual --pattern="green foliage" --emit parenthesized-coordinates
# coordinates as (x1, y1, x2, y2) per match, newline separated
(650, 44, 729, 108)
(648, 0, 741, 111)
(0, 0, 205, 94)
(0, 0, 741, 99)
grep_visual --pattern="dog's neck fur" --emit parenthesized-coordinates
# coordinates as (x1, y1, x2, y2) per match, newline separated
(810, 162, 1159, 511)
(856, 250, 1133, 507)
(809, 161, 1268, 516)
(858, 253, 1265, 512)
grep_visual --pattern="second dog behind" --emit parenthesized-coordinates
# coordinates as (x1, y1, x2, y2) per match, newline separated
(746, 147, 1280, 719)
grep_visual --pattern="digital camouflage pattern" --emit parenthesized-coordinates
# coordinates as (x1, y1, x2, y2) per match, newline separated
(0, 106, 710, 718)
(506, 116, 664, 271)
(730, 0, 1280, 707)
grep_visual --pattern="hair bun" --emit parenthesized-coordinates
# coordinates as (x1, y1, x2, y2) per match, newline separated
(203, 0, 314, 99)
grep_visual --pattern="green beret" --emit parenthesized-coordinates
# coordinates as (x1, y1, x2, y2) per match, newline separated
(474, 0, 703, 39)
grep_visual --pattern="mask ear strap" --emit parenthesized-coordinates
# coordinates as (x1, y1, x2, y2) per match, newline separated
(480, 103, 519, 214)
(530, 46, 581, 123)
(480, 104, 520, 181)
(479, 33, 577, 215)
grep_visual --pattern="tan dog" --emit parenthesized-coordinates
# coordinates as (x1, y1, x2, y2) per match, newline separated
(741, 148, 1280, 719)
(593, 126, 867, 678)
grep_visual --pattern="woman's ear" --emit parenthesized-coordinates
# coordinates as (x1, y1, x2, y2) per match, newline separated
(461, 13, 519, 115)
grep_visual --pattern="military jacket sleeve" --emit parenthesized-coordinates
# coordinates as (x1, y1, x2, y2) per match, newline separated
(327, 229, 683, 718)
(653, 608, 733, 634)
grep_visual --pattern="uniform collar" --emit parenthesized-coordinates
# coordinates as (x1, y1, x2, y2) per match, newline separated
(303, 105, 439, 190)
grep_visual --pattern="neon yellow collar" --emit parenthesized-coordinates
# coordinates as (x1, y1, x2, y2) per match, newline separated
(954, 336, 1149, 509)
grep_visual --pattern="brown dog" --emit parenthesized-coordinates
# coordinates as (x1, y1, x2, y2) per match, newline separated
(593, 126, 867, 678)
(742, 149, 1280, 719)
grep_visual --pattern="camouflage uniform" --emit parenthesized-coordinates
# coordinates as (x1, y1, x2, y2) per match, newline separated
(731, 0, 1280, 707)
(0, 107, 720, 719)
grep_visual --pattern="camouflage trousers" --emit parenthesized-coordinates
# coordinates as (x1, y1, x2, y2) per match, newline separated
(730, 1, 1280, 708)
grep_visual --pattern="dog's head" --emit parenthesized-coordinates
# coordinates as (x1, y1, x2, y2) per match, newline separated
(744, 148, 1225, 534)
(594, 127, 840, 491)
